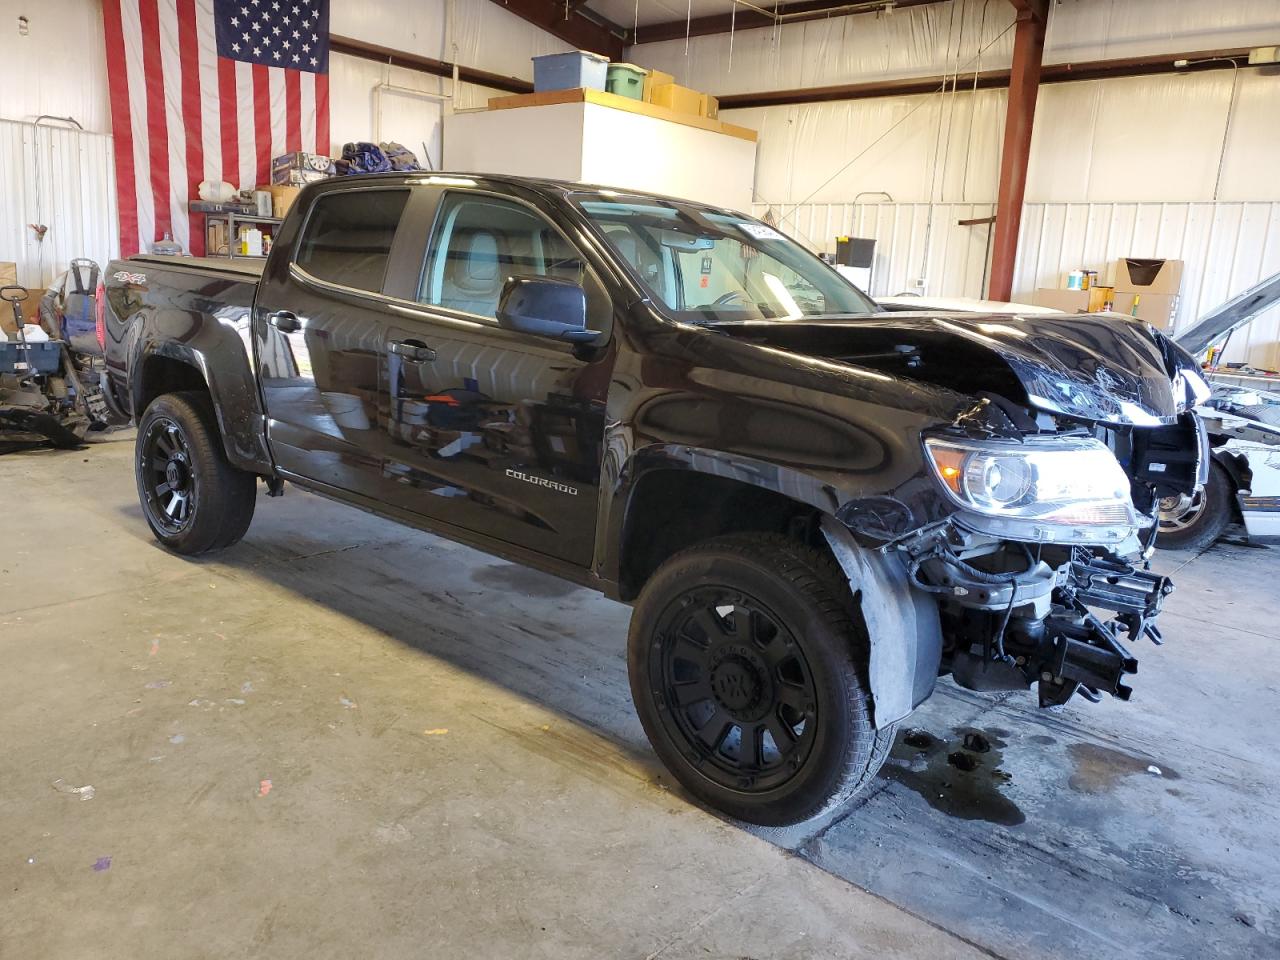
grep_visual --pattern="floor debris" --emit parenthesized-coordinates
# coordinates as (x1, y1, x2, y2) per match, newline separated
(52, 780, 95, 801)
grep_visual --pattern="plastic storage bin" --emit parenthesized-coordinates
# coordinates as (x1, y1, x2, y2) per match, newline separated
(0, 341, 61, 374)
(605, 63, 647, 100)
(532, 51, 609, 92)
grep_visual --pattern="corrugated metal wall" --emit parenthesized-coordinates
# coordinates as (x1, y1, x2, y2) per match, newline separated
(755, 199, 1280, 368)
(0, 120, 119, 288)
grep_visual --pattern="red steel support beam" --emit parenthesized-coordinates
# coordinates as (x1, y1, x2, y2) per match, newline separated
(989, 0, 1048, 302)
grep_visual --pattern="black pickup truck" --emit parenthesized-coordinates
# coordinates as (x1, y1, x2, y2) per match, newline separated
(102, 173, 1209, 825)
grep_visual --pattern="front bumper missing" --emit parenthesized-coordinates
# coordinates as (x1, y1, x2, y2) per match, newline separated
(904, 527, 1174, 707)
(1035, 557, 1172, 705)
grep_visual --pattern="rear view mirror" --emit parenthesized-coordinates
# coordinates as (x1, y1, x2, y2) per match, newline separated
(497, 277, 600, 344)
(658, 230, 716, 252)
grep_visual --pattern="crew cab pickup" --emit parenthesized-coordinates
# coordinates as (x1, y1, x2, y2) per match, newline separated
(102, 174, 1209, 825)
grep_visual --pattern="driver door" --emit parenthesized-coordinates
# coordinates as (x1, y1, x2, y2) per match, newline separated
(376, 190, 616, 567)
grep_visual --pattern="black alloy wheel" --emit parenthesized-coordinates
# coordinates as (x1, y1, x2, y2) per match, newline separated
(650, 588, 818, 794)
(141, 416, 198, 533)
(628, 533, 894, 826)
(134, 391, 257, 555)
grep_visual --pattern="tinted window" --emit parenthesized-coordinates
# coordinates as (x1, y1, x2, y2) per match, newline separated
(420, 194, 609, 333)
(295, 189, 409, 293)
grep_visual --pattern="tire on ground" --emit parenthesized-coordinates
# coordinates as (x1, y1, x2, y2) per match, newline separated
(134, 390, 256, 555)
(627, 532, 894, 826)
(1158, 461, 1234, 551)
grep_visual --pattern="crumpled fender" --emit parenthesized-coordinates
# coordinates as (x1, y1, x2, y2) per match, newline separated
(821, 516, 943, 728)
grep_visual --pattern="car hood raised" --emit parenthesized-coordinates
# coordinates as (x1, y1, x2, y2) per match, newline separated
(706, 311, 1187, 426)
(1174, 270, 1280, 358)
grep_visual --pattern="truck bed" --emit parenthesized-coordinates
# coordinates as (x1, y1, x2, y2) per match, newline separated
(126, 254, 265, 280)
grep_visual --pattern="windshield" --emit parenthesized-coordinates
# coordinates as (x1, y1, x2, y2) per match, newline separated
(576, 196, 876, 323)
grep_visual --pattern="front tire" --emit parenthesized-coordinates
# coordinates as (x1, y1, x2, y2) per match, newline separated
(135, 391, 256, 555)
(1158, 461, 1233, 551)
(627, 533, 893, 826)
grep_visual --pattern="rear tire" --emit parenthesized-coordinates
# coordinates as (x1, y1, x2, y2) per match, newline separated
(627, 533, 893, 826)
(135, 391, 256, 555)
(1158, 461, 1233, 551)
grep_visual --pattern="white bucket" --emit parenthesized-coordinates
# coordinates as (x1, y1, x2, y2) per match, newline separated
(321, 391, 371, 431)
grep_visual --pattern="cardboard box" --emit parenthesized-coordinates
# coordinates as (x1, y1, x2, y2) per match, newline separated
(1089, 285, 1114, 312)
(642, 69, 674, 103)
(272, 151, 334, 179)
(272, 168, 329, 187)
(1109, 291, 1179, 330)
(1111, 258, 1183, 296)
(1, 264, 37, 336)
(652, 82, 703, 116)
(1033, 288, 1090, 313)
(269, 185, 302, 218)
(206, 219, 231, 257)
(1, 288, 44, 335)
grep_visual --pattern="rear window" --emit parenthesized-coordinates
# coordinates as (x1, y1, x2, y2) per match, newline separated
(294, 189, 410, 293)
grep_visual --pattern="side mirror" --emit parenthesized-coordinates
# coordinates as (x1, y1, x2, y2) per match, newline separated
(497, 277, 600, 344)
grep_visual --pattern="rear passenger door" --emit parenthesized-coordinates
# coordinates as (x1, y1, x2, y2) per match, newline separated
(377, 190, 616, 567)
(254, 185, 425, 496)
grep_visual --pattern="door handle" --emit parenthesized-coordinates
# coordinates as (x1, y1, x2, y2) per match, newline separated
(389, 340, 437, 362)
(268, 310, 301, 333)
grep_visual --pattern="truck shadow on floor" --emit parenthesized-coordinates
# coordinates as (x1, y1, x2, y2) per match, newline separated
(207, 524, 672, 795)
(191, 505, 1277, 960)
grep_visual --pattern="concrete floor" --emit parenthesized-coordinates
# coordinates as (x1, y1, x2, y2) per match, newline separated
(3, 432, 1278, 960)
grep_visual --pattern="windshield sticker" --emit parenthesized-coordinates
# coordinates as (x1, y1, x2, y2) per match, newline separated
(739, 223, 783, 241)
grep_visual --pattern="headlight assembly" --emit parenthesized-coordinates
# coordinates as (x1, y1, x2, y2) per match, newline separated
(924, 436, 1138, 540)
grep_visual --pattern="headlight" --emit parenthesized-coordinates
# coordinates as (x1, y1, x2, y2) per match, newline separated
(924, 436, 1137, 538)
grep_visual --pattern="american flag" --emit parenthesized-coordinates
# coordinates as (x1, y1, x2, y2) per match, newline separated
(103, 0, 330, 257)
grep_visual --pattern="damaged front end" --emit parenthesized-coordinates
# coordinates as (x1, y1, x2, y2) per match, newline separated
(897, 348, 1207, 710)
(899, 522, 1173, 707)
(713, 308, 1209, 715)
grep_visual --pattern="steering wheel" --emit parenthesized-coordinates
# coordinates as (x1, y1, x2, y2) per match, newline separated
(711, 290, 748, 308)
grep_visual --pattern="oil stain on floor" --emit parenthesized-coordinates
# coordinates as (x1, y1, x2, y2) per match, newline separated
(1066, 741, 1180, 794)
(882, 726, 1025, 826)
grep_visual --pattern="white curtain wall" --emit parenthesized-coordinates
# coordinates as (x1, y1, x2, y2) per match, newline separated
(629, 0, 1280, 99)
(0, 120, 119, 289)
(724, 68, 1280, 208)
(758, 198, 1280, 369)
(329, 55, 509, 171)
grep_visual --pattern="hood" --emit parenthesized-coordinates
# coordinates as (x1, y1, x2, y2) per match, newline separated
(706, 311, 1186, 426)
(876, 295, 1060, 315)
(1174, 270, 1280, 358)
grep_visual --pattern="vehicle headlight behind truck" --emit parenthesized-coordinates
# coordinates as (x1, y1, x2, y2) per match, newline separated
(924, 436, 1138, 541)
